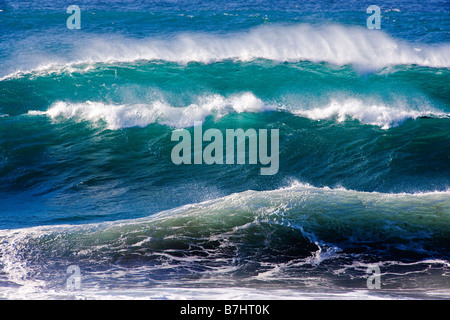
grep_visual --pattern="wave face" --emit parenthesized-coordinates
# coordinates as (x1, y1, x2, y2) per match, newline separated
(0, 0, 449, 299)
(1, 185, 450, 299)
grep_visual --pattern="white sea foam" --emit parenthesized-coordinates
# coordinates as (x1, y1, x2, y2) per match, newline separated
(2, 24, 450, 80)
(28, 92, 449, 130)
(0, 285, 424, 300)
(27, 92, 274, 129)
(291, 98, 445, 129)
(52, 24, 450, 68)
(279, 179, 450, 196)
(28, 93, 448, 130)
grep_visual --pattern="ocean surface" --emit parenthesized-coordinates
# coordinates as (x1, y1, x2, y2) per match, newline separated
(0, 0, 449, 299)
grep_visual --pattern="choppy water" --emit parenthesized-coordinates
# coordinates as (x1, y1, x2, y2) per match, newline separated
(0, 0, 449, 299)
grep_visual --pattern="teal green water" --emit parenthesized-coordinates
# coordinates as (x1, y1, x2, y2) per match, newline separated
(1, 60, 449, 227)
(0, 0, 449, 299)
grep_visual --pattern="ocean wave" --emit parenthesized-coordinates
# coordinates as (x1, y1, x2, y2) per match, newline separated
(27, 92, 274, 129)
(26, 94, 448, 129)
(290, 98, 447, 129)
(0, 183, 449, 292)
(281, 179, 450, 195)
(2, 24, 450, 81)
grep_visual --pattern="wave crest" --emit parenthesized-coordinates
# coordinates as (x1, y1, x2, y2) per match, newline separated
(27, 93, 448, 129)
(27, 93, 274, 129)
(3, 24, 450, 80)
(292, 98, 446, 129)
(46, 24, 450, 68)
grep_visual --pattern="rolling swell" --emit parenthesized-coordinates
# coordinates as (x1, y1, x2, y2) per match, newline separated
(2, 24, 450, 81)
(0, 185, 449, 292)
(1, 93, 449, 228)
(0, 51, 448, 208)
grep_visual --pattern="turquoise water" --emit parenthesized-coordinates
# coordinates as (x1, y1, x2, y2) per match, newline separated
(0, 0, 449, 299)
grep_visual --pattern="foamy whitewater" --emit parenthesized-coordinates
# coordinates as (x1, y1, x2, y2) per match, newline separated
(27, 92, 275, 129)
(2, 24, 450, 81)
(0, 0, 449, 300)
